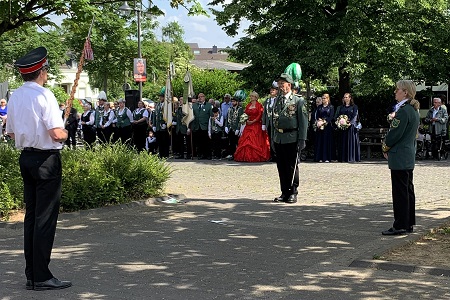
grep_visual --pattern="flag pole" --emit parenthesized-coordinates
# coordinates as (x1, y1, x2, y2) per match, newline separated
(64, 16, 95, 122)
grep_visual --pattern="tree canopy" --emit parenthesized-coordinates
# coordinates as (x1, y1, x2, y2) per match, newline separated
(211, 0, 450, 97)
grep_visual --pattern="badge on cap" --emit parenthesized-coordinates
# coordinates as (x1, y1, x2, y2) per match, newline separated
(14, 47, 49, 74)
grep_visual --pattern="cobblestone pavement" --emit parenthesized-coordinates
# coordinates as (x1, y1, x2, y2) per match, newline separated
(1, 158, 450, 300)
(165, 158, 450, 211)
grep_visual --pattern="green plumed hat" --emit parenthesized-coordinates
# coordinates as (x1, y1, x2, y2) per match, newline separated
(284, 63, 302, 82)
(159, 86, 166, 96)
(233, 89, 247, 102)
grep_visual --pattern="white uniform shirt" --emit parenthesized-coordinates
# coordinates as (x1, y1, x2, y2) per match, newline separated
(6, 81, 64, 150)
(101, 109, 115, 127)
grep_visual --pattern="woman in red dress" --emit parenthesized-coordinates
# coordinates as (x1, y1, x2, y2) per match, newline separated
(234, 91, 271, 162)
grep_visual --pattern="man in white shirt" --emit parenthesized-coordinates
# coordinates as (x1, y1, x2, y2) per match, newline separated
(6, 47, 71, 291)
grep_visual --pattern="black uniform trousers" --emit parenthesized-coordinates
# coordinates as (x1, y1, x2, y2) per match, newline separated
(267, 126, 276, 161)
(132, 123, 147, 152)
(156, 130, 170, 158)
(274, 142, 299, 197)
(99, 126, 113, 144)
(64, 126, 77, 149)
(82, 125, 96, 147)
(391, 169, 416, 230)
(211, 132, 222, 158)
(228, 131, 239, 157)
(193, 129, 210, 159)
(19, 150, 62, 282)
(117, 125, 133, 146)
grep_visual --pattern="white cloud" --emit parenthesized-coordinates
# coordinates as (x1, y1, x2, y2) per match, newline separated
(191, 22, 208, 33)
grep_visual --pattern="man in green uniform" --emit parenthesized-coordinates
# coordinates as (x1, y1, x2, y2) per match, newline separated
(152, 93, 169, 158)
(224, 96, 243, 160)
(271, 73, 308, 203)
(94, 91, 106, 141)
(262, 81, 278, 161)
(192, 93, 213, 159)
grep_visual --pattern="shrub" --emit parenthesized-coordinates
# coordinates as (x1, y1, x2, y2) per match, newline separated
(0, 142, 171, 220)
(0, 143, 23, 220)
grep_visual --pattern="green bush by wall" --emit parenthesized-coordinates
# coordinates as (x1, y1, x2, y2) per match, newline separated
(0, 142, 171, 220)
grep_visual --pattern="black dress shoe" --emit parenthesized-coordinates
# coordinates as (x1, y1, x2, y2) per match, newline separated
(26, 280, 34, 290)
(406, 226, 413, 233)
(285, 194, 297, 203)
(273, 194, 287, 202)
(382, 227, 407, 235)
(34, 278, 72, 291)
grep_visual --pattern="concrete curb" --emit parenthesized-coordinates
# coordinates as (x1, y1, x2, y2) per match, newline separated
(0, 193, 186, 230)
(350, 259, 450, 277)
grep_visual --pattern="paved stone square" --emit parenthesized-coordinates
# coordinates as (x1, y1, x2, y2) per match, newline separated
(0, 158, 449, 299)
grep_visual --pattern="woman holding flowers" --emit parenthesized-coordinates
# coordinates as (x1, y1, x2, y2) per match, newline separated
(234, 91, 270, 162)
(335, 93, 360, 162)
(314, 93, 335, 162)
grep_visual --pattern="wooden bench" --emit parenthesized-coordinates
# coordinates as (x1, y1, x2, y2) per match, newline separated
(359, 128, 388, 158)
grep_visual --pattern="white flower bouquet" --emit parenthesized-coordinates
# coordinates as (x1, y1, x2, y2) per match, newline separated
(314, 118, 327, 131)
(335, 115, 350, 130)
(239, 113, 248, 124)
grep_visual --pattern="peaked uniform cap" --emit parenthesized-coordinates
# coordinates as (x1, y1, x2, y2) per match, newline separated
(277, 73, 294, 84)
(15, 47, 49, 74)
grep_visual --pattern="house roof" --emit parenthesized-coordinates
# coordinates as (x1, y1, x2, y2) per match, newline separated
(189, 43, 230, 61)
(190, 60, 249, 72)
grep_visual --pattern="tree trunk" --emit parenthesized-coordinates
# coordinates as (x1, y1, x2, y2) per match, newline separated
(338, 64, 350, 99)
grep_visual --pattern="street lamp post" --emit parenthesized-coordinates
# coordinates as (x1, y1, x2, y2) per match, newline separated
(119, 1, 142, 103)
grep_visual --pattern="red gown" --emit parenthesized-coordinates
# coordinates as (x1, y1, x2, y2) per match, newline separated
(234, 101, 270, 162)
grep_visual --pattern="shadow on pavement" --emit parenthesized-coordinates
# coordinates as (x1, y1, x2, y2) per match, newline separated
(1, 197, 450, 299)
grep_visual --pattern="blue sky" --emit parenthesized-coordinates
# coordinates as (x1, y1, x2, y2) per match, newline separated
(49, 1, 246, 49)
(152, 0, 247, 48)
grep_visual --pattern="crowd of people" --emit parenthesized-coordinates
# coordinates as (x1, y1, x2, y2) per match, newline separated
(4, 46, 447, 292)
(32, 84, 447, 164)
(312, 92, 361, 163)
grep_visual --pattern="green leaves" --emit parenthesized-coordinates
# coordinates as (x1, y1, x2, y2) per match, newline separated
(212, 0, 450, 97)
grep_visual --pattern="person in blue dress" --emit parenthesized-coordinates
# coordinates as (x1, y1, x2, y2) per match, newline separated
(335, 93, 360, 162)
(314, 93, 335, 162)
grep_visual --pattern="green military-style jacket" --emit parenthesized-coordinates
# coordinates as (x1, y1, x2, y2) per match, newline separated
(271, 92, 308, 144)
(192, 102, 212, 131)
(226, 105, 243, 131)
(151, 102, 167, 132)
(384, 100, 420, 170)
(94, 105, 104, 127)
(262, 96, 276, 129)
(115, 107, 132, 128)
(175, 106, 188, 135)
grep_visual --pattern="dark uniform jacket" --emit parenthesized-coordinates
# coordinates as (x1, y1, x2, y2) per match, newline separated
(192, 102, 212, 131)
(175, 106, 188, 135)
(151, 102, 167, 132)
(272, 93, 308, 144)
(226, 105, 243, 131)
(384, 100, 420, 170)
(262, 97, 276, 129)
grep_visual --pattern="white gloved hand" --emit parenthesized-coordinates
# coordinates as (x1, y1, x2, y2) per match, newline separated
(172, 121, 177, 126)
(239, 124, 245, 136)
(161, 124, 167, 129)
(225, 127, 229, 134)
(235, 130, 239, 136)
(152, 127, 156, 132)
(187, 129, 191, 135)
(262, 125, 266, 131)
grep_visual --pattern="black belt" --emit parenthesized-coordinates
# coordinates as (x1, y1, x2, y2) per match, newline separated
(276, 128, 297, 133)
(23, 147, 60, 153)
